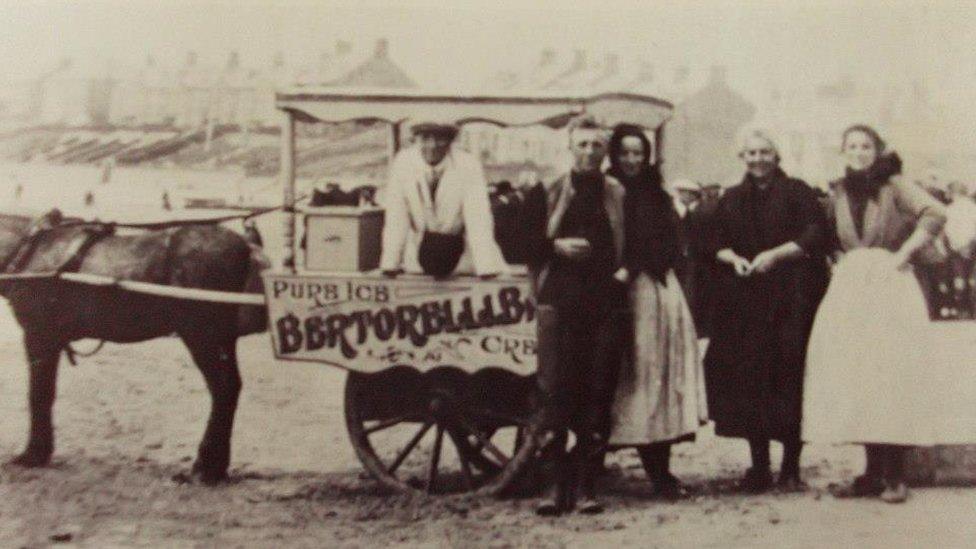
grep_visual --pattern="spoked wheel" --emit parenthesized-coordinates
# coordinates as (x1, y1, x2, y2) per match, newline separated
(344, 368, 541, 495)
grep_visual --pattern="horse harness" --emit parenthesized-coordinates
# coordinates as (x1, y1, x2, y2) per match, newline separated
(1, 210, 117, 277)
(1, 210, 118, 365)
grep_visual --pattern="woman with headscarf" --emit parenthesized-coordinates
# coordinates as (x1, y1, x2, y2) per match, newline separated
(604, 124, 708, 498)
(803, 125, 949, 504)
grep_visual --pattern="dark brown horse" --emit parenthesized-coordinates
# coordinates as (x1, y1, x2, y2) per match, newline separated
(0, 211, 269, 483)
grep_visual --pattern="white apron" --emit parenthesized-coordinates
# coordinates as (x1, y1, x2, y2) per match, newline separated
(609, 271, 708, 446)
(803, 248, 976, 445)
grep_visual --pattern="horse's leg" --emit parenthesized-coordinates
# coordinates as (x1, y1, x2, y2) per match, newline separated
(181, 332, 241, 484)
(10, 331, 61, 466)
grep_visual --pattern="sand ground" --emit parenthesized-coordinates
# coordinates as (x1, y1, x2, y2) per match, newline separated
(0, 318, 973, 548)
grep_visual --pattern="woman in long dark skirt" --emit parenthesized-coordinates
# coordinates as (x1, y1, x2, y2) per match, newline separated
(704, 130, 830, 492)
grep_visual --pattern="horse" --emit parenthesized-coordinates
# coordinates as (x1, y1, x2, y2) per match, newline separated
(0, 210, 269, 484)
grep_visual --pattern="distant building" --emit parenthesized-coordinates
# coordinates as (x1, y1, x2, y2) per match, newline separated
(210, 51, 260, 127)
(753, 73, 955, 188)
(295, 41, 356, 86)
(174, 51, 215, 128)
(23, 39, 417, 131)
(251, 51, 292, 127)
(661, 65, 756, 185)
(38, 58, 114, 126)
(329, 39, 417, 88)
(110, 54, 176, 126)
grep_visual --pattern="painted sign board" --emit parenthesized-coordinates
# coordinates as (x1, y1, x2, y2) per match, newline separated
(264, 272, 537, 376)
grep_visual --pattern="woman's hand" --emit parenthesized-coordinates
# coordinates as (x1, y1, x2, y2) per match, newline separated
(732, 256, 754, 277)
(751, 242, 803, 274)
(892, 225, 937, 272)
(717, 249, 753, 277)
(613, 267, 629, 284)
(891, 250, 913, 271)
(750, 250, 778, 274)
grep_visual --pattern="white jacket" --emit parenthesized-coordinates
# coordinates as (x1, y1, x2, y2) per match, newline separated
(379, 146, 508, 276)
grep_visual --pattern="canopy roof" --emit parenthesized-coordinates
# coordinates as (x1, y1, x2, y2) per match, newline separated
(275, 87, 673, 130)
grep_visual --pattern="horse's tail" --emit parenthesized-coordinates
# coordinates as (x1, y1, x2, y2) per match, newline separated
(237, 243, 270, 337)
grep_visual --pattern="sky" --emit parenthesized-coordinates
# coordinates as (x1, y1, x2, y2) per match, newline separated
(0, 0, 973, 111)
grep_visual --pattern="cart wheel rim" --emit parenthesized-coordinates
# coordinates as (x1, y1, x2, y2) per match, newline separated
(344, 371, 541, 496)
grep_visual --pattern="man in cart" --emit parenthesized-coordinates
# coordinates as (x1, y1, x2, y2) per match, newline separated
(519, 114, 629, 515)
(379, 117, 507, 278)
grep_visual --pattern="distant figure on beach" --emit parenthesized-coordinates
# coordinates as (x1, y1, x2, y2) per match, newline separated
(101, 159, 114, 184)
(84, 190, 95, 207)
(162, 191, 172, 211)
(14, 184, 23, 201)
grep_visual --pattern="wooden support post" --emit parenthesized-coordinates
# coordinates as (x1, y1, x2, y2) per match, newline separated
(389, 121, 401, 156)
(281, 110, 296, 272)
(653, 126, 665, 167)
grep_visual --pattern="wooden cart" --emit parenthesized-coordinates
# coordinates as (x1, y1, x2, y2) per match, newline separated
(265, 88, 673, 494)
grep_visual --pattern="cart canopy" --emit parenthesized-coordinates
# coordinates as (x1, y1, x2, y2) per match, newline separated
(275, 88, 673, 130)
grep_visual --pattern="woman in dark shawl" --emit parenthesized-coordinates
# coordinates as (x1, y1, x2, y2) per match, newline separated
(605, 124, 707, 498)
(704, 130, 830, 493)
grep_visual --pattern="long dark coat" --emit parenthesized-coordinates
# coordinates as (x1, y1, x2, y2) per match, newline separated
(704, 169, 830, 441)
(674, 197, 718, 338)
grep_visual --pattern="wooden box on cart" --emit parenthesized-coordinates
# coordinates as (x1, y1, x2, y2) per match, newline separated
(302, 206, 384, 272)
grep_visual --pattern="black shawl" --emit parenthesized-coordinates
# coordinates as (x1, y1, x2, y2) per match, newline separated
(607, 124, 679, 283)
(606, 163, 678, 283)
(841, 152, 903, 238)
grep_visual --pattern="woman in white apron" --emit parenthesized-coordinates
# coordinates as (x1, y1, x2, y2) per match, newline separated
(803, 125, 946, 503)
(604, 124, 707, 498)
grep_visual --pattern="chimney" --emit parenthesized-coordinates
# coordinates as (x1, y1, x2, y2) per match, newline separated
(539, 48, 556, 67)
(227, 51, 240, 70)
(374, 38, 389, 59)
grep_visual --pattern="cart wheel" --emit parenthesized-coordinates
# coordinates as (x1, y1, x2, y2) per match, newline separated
(344, 369, 541, 496)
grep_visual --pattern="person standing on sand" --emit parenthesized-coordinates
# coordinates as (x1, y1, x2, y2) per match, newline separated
(520, 114, 629, 515)
(603, 124, 707, 499)
(804, 124, 950, 504)
(704, 129, 830, 493)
